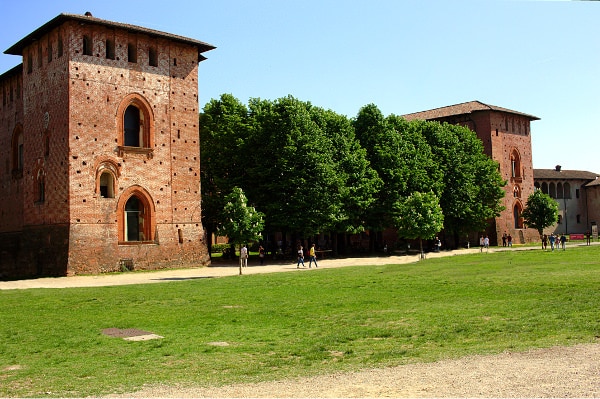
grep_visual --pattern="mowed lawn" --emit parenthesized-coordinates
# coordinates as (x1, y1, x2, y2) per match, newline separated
(1, 245, 600, 397)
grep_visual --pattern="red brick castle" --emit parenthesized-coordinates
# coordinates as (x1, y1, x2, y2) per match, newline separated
(0, 13, 214, 279)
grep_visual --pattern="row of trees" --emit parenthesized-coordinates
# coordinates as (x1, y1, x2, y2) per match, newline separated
(200, 94, 507, 255)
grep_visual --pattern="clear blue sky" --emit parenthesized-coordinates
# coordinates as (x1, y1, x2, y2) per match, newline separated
(2, 0, 598, 173)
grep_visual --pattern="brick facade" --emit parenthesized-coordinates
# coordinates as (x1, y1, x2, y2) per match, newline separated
(0, 13, 214, 279)
(403, 101, 540, 245)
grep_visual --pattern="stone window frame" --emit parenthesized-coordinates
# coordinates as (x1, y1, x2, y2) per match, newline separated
(116, 94, 155, 158)
(117, 185, 156, 244)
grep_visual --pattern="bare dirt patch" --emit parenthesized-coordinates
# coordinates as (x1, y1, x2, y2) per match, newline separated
(116, 343, 600, 398)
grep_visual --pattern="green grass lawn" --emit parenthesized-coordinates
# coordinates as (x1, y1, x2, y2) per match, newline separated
(1, 245, 600, 397)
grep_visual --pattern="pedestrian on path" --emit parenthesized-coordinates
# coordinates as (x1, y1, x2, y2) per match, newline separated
(549, 234, 556, 251)
(297, 245, 305, 268)
(240, 244, 248, 267)
(484, 236, 490, 252)
(560, 234, 567, 250)
(309, 243, 319, 268)
(480, 236, 485, 252)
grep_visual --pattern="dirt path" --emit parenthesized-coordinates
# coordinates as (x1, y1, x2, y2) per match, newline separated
(117, 343, 600, 398)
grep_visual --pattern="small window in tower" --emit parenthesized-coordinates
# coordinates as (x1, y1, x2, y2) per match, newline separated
(576, 188, 580, 199)
(128, 43, 137, 63)
(27, 53, 33, 74)
(83, 35, 93, 56)
(149, 46, 158, 67)
(57, 36, 63, 57)
(106, 39, 115, 60)
(99, 171, 115, 198)
(577, 214, 581, 224)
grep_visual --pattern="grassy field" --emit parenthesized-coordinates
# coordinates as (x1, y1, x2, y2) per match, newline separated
(1, 245, 599, 397)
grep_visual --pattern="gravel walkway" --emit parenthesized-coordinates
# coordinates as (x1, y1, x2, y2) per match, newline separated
(3, 246, 599, 397)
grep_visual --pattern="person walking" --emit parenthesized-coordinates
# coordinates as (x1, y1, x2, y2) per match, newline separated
(309, 243, 319, 268)
(507, 234, 512, 247)
(297, 245, 305, 268)
(560, 234, 567, 250)
(542, 234, 548, 250)
(258, 245, 265, 265)
(240, 244, 249, 267)
(483, 235, 490, 252)
(480, 235, 485, 252)
(549, 234, 556, 251)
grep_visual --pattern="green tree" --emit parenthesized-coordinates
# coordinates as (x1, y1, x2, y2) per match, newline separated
(392, 191, 444, 259)
(521, 190, 559, 246)
(200, 94, 252, 252)
(217, 187, 265, 274)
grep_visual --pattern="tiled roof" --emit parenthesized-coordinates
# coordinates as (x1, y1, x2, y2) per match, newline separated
(402, 100, 540, 121)
(533, 168, 599, 181)
(4, 13, 215, 60)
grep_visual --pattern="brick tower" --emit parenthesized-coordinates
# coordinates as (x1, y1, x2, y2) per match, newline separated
(0, 12, 214, 278)
(403, 101, 540, 245)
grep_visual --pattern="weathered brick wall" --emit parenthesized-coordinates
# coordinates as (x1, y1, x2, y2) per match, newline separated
(0, 17, 210, 279)
(0, 68, 25, 232)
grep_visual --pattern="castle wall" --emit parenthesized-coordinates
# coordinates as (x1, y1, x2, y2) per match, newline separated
(0, 15, 210, 279)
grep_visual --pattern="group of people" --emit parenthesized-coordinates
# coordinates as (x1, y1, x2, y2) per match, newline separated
(542, 233, 567, 251)
(239, 243, 320, 269)
(479, 235, 490, 252)
(296, 244, 319, 268)
(501, 233, 513, 247)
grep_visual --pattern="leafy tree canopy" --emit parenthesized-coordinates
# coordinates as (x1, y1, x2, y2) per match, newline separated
(521, 190, 559, 237)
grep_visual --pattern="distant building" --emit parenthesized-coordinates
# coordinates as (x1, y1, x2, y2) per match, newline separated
(0, 13, 214, 279)
(534, 166, 600, 237)
(403, 101, 540, 245)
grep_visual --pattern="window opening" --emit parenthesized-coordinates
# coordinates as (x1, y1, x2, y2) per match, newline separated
(125, 196, 145, 241)
(83, 35, 93, 56)
(106, 39, 115, 60)
(549, 182, 556, 199)
(149, 46, 158, 67)
(564, 182, 571, 199)
(124, 105, 141, 147)
(99, 171, 115, 198)
(127, 43, 137, 63)
(514, 203, 523, 229)
(557, 182, 563, 199)
(57, 37, 63, 57)
(576, 188, 580, 199)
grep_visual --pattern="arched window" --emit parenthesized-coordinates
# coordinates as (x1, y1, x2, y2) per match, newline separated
(514, 202, 524, 229)
(510, 149, 521, 179)
(95, 159, 119, 199)
(541, 182, 548, 194)
(557, 182, 563, 199)
(117, 186, 155, 243)
(116, 94, 154, 156)
(564, 182, 571, 199)
(549, 182, 556, 199)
